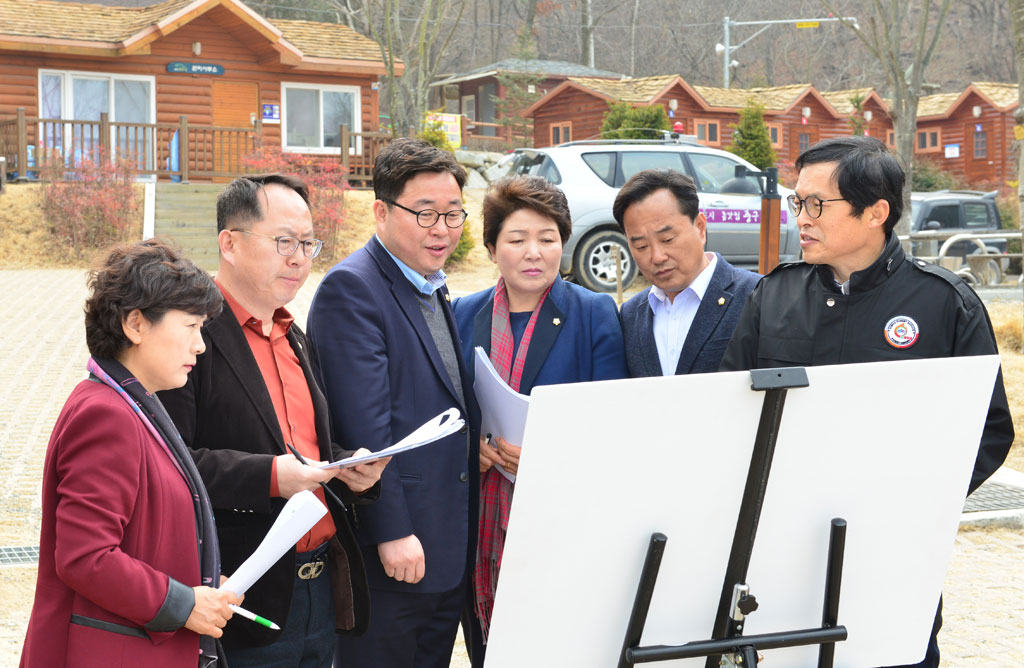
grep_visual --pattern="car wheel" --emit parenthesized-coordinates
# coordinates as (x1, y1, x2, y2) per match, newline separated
(573, 230, 637, 293)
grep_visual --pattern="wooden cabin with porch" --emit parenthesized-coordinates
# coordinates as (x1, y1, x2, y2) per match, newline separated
(0, 0, 398, 185)
(430, 59, 624, 149)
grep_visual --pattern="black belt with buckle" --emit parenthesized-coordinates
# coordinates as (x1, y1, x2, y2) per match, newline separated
(297, 543, 328, 580)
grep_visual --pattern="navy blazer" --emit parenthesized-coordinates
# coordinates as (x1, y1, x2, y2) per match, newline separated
(620, 254, 760, 377)
(452, 275, 628, 394)
(307, 239, 480, 595)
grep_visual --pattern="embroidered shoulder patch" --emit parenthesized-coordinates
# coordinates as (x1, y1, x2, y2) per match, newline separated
(884, 315, 919, 348)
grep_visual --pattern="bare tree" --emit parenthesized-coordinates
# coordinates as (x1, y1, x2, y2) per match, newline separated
(823, 0, 953, 238)
(332, 0, 466, 137)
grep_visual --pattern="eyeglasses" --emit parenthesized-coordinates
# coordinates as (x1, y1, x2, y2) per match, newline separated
(231, 229, 324, 258)
(787, 194, 848, 219)
(383, 198, 468, 228)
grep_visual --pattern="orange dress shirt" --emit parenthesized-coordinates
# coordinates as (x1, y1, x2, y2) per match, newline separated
(219, 282, 336, 552)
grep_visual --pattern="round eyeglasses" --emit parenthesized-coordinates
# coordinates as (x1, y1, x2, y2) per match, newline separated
(231, 229, 324, 258)
(786, 194, 848, 219)
(383, 198, 468, 228)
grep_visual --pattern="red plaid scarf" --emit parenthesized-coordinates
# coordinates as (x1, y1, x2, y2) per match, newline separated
(474, 277, 552, 640)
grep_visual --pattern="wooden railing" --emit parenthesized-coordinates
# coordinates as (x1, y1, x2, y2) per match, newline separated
(339, 124, 392, 188)
(0, 108, 392, 186)
(460, 118, 532, 149)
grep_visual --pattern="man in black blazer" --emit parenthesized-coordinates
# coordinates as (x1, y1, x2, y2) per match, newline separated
(307, 139, 480, 668)
(160, 175, 387, 668)
(614, 169, 760, 377)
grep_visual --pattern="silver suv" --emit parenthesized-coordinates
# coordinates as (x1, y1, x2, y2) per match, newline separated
(509, 138, 799, 292)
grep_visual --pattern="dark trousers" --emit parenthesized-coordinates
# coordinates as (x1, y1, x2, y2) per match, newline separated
(879, 597, 942, 668)
(335, 580, 466, 668)
(227, 544, 336, 668)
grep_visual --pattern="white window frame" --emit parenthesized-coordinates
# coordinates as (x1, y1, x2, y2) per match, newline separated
(281, 82, 362, 155)
(38, 68, 156, 124)
(37, 69, 157, 178)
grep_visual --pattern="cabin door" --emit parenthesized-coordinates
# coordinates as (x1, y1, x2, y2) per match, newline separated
(211, 81, 259, 178)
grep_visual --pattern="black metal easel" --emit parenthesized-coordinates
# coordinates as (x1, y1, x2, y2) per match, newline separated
(617, 367, 849, 667)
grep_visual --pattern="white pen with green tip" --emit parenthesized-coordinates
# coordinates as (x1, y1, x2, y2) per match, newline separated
(229, 604, 281, 630)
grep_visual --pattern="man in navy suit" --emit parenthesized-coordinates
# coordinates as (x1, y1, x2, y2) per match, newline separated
(307, 138, 479, 668)
(614, 169, 759, 377)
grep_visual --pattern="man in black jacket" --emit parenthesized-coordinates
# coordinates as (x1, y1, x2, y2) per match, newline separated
(160, 175, 387, 668)
(721, 135, 1013, 668)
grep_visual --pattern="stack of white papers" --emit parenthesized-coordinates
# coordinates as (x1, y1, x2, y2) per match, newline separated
(221, 490, 327, 596)
(474, 347, 530, 483)
(318, 407, 466, 470)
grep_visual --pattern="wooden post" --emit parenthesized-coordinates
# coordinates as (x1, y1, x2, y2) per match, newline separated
(340, 124, 351, 176)
(758, 167, 782, 275)
(1, 156, 7, 194)
(99, 112, 110, 162)
(179, 116, 190, 183)
(16, 107, 27, 181)
(461, 115, 470, 149)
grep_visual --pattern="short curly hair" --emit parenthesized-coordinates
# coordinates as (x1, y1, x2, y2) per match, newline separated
(84, 239, 223, 359)
(482, 175, 572, 249)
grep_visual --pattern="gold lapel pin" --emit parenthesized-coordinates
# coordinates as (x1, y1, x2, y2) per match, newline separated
(444, 293, 451, 302)
(717, 297, 726, 306)
(553, 317, 561, 326)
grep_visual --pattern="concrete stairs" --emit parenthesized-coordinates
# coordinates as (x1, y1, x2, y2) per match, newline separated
(153, 183, 223, 271)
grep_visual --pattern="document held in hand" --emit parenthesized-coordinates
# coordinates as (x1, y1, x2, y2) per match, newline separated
(474, 347, 530, 483)
(221, 490, 327, 596)
(318, 407, 466, 470)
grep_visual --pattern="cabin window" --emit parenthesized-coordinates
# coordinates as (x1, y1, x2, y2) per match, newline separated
(695, 120, 720, 146)
(798, 133, 811, 153)
(282, 83, 361, 154)
(38, 69, 155, 168)
(551, 122, 571, 145)
(766, 123, 782, 149)
(915, 128, 941, 153)
(973, 128, 987, 159)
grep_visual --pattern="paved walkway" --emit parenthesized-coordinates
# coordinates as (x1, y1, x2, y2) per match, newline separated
(0, 269, 1021, 666)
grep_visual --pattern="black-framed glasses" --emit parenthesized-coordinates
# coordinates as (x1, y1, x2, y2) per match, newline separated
(231, 229, 324, 258)
(786, 194, 847, 219)
(383, 198, 468, 228)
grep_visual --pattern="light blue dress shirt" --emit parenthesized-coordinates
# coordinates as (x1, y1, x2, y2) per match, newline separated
(374, 234, 447, 296)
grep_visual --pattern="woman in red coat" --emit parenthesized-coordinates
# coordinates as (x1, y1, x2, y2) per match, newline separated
(21, 240, 240, 668)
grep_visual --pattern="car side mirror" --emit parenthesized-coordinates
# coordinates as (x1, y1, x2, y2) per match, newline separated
(925, 220, 941, 231)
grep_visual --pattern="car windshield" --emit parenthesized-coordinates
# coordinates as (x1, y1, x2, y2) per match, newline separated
(911, 201, 920, 224)
(512, 152, 562, 184)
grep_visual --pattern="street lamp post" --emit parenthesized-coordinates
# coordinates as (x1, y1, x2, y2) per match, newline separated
(717, 15, 858, 88)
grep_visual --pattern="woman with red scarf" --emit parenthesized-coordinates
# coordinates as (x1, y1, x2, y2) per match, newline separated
(21, 240, 240, 668)
(452, 175, 627, 665)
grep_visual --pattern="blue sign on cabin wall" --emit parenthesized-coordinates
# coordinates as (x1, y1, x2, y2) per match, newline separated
(166, 62, 225, 75)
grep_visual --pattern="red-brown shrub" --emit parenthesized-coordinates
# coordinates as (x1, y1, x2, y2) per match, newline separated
(241, 146, 351, 265)
(39, 149, 140, 258)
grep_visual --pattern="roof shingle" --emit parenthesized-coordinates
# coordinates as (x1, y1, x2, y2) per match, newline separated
(0, 0, 390, 63)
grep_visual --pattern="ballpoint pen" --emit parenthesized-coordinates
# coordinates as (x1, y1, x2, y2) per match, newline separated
(286, 442, 346, 510)
(229, 604, 280, 630)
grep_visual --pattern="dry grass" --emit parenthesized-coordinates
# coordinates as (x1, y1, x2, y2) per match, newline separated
(989, 302, 1024, 472)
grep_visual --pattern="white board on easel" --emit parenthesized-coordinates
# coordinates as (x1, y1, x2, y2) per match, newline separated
(484, 356, 1000, 667)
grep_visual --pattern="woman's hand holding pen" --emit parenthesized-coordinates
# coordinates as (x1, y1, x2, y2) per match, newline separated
(479, 435, 521, 475)
(186, 585, 241, 638)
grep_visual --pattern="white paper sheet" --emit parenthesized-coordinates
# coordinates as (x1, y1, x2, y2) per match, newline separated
(318, 408, 465, 470)
(473, 347, 530, 483)
(220, 490, 328, 596)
